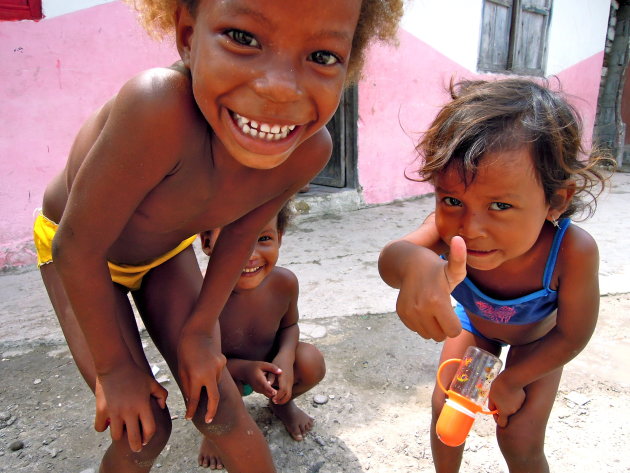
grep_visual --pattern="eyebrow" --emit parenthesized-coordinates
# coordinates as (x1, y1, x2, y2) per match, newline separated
(228, 6, 352, 43)
(229, 6, 272, 27)
(435, 186, 521, 201)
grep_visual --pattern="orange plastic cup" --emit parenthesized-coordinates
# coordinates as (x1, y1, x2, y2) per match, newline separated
(435, 347, 501, 447)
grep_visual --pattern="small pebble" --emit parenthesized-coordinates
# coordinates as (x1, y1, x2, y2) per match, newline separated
(0, 412, 11, 421)
(33, 378, 42, 385)
(8, 440, 24, 451)
(313, 394, 329, 405)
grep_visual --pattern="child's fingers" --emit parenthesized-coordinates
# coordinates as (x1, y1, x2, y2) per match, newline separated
(124, 417, 144, 453)
(139, 407, 156, 448)
(204, 381, 220, 424)
(496, 411, 509, 428)
(94, 409, 109, 433)
(151, 380, 169, 410)
(266, 372, 277, 386)
(108, 417, 124, 442)
(446, 236, 467, 291)
(261, 362, 282, 375)
(273, 389, 290, 405)
(184, 386, 200, 421)
(437, 306, 462, 340)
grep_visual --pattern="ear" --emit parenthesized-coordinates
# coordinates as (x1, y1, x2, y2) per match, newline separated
(546, 181, 576, 223)
(277, 231, 283, 247)
(175, 5, 195, 67)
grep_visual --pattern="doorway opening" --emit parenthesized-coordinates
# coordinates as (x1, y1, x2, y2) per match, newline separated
(311, 85, 358, 189)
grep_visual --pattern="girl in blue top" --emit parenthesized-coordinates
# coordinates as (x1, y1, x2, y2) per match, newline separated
(379, 78, 613, 473)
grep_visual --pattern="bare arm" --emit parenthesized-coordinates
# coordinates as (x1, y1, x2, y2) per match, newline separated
(179, 129, 331, 421)
(378, 212, 466, 340)
(490, 226, 600, 426)
(53, 69, 194, 450)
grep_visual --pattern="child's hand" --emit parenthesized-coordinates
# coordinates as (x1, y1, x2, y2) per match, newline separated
(93, 362, 168, 452)
(269, 367, 294, 405)
(177, 330, 226, 423)
(488, 372, 526, 428)
(396, 236, 467, 341)
(234, 360, 281, 399)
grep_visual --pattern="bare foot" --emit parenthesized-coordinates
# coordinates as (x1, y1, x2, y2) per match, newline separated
(197, 437, 224, 470)
(269, 400, 314, 441)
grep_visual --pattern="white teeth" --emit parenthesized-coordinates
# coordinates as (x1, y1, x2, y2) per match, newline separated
(232, 112, 296, 141)
(243, 266, 262, 273)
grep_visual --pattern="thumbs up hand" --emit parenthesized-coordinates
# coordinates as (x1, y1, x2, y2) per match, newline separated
(393, 235, 467, 341)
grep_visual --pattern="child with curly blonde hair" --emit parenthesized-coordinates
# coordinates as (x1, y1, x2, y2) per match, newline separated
(33, 1, 403, 472)
(379, 78, 613, 472)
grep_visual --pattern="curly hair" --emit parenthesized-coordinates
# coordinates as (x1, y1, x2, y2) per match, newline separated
(123, 0, 403, 83)
(414, 78, 615, 220)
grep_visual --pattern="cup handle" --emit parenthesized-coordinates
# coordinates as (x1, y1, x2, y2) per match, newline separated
(436, 358, 462, 394)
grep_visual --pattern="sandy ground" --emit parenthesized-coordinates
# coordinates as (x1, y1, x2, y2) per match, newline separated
(1, 173, 629, 473)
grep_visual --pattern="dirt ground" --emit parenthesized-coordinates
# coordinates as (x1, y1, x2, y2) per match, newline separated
(2, 173, 630, 472)
(1, 291, 629, 472)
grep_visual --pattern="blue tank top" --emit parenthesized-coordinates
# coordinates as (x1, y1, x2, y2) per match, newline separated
(450, 218, 570, 325)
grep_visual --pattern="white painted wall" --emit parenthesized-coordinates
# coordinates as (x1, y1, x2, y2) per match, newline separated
(43, 0, 115, 19)
(546, 0, 611, 75)
(401, 0, 483, 73)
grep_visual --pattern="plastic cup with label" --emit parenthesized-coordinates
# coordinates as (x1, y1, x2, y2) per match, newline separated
(435, 345, 503, 447)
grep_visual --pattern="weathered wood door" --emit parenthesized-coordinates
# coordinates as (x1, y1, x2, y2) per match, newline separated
(312, 86, 358, 188)
(478, 0, 551, 75)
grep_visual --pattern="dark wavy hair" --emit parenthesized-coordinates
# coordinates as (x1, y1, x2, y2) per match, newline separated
(414, 78, 614, 219)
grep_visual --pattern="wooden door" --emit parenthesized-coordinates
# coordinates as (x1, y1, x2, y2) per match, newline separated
(312, 85, 358, 188)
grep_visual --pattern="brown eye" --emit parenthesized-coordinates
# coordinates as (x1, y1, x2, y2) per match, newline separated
(226, 29, 260, 48)
(309, 50, 340, 66)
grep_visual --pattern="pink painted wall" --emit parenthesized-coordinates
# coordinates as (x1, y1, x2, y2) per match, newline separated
(0, 3, 606, 268)
(0, 2, 177, 267)
(357, 31, 605, 205)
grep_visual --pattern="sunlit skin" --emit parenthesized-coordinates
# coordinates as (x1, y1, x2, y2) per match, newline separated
(179, 0, 358, 171)
(197, 215, 326, 469)
(433, 148, 559, 346)
(379, 146, 600, 473)
(38, 0, 360, 471)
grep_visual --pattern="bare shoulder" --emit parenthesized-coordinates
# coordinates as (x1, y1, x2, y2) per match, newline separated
(114, 65, 199, 130)
(266, 266, 300, 294)
(557, 222, 599, 276)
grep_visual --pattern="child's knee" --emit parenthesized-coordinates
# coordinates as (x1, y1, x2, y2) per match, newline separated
(496, 422, 545, 462)
(146, 403, 173, 452)
(192, 375, 245, 434)
(297, 343, 326, 384)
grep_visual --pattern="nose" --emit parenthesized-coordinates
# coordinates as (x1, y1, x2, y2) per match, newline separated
(251, 57, 303, 103)
(458, 209, 486, 240)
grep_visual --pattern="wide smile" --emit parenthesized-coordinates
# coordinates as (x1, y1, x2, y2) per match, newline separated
(241, 265, 264, 276)
(231, 111, 297, 142)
